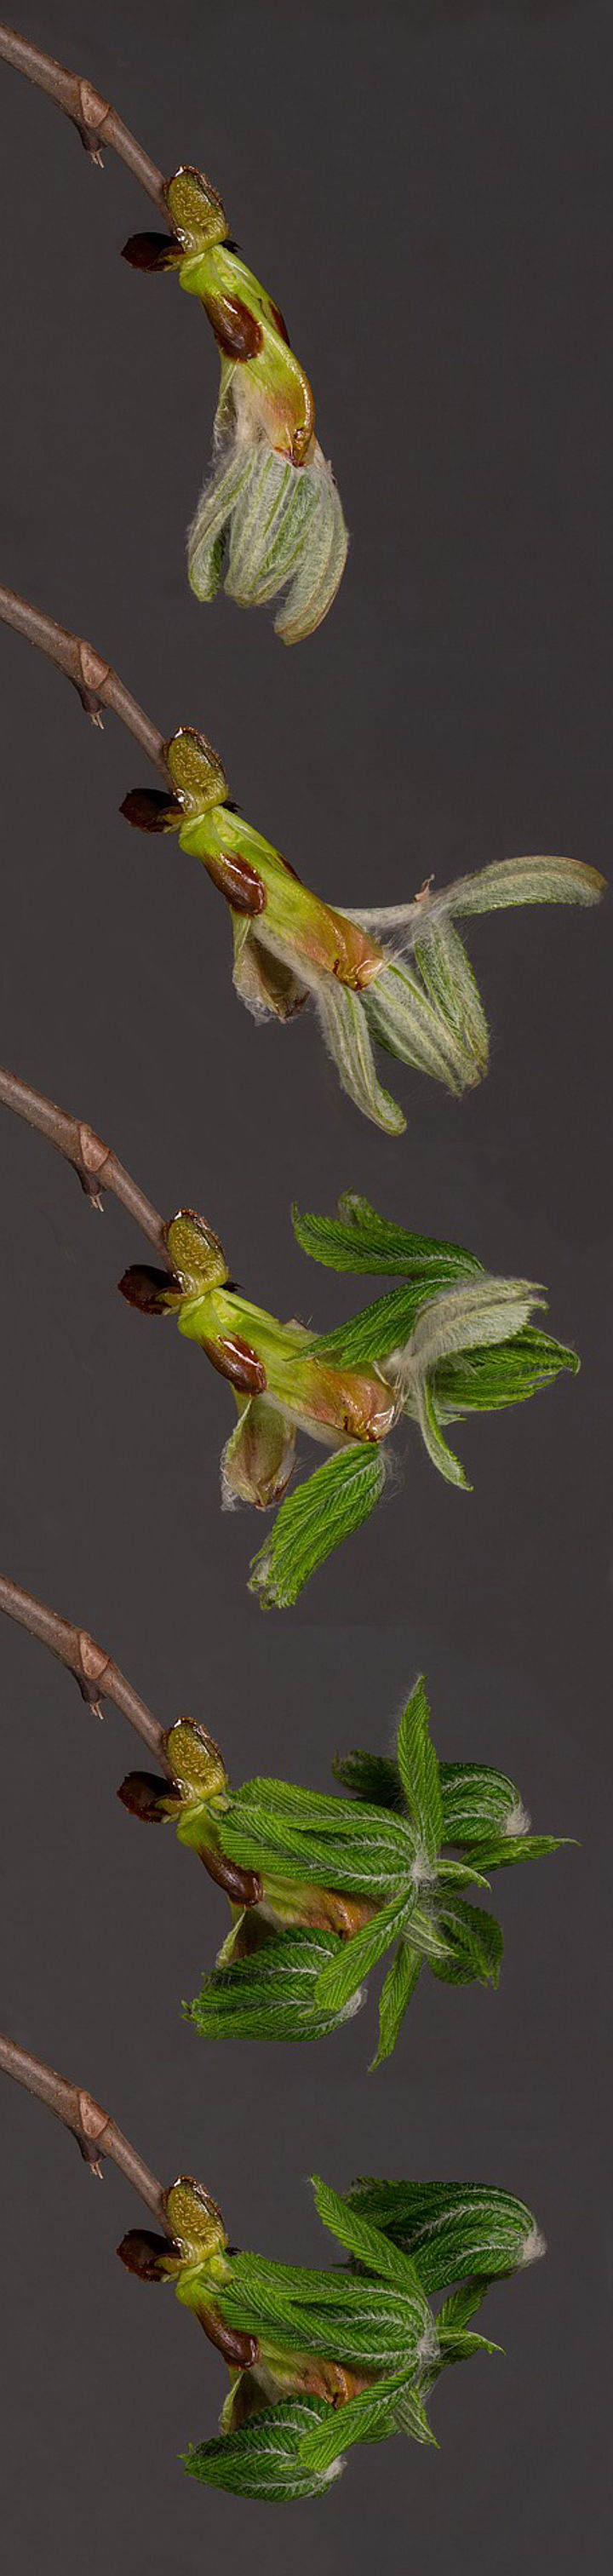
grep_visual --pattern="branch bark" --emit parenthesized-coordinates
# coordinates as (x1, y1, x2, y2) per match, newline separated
(0, 584, 168, 774)
(0, 1570, 263, 1903)
(0, 22, 169, 211)
(0, 1572, 169, 1764)
(0, 1062, 173, 1256)
(0, 2030, 171, 2217)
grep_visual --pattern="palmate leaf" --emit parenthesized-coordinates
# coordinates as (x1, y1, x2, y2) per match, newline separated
(249, 1442, 387, 1609)
(292, 1193, 484, 1281)
(184, 2398, 337, 2501)
(186, 1926, 358, 2043)
(345, 2179, 541, 2291)
(373, 1940, 422, 2068)
(396, 1678, 443, 1858)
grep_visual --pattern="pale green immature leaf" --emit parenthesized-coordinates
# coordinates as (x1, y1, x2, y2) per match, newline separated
(363, 960, 469, 1092)
(414, 916, 489, 1079)
(315, 979, 406, 1133)
(442, 852, 605, 915)
(415, 1375, 470, 1488)
(188, 430, 348, 645)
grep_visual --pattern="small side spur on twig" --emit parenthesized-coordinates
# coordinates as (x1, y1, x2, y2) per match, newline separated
(0, 582, 605, 1134)
(0, 2028, 544, 2500)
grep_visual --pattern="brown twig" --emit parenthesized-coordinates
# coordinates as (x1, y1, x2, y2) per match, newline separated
(0, 1061, 172, 1255)
(0, 2031, 257, 2365)
(0, 2030, 171, 2216)
(0, 1570, 262, 1903)
(0, 584, 168, 774)
(0, 22, 169, 210)
(0, 1572, 169, 1763)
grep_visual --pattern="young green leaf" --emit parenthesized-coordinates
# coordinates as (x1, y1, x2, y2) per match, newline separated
(292, 1194, 484, 1280)
(184, 2400, 338, 2501)
(428, 1902, 504, 1988)
(474, 1833, 570, 1872)
(345, 2180, 542, 2290)
(314, 1895, 414, 2017)
(249, 1443, 387, 1609)
(372, 1941, 422, 2068)
(396, 1678, 443, 1859)
(186, 1927, 358, 2043)
(297, 2370, 431, 2476)
(312, 2177, 428, 2302)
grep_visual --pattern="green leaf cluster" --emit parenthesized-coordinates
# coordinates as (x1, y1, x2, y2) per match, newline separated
(186, 1678, 567, 2060)
(181, 2168, 541, 2499)
(246, 1196, 576, 1604)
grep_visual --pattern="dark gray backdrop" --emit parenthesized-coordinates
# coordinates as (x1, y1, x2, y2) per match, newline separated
(0, 2, 610, 2567)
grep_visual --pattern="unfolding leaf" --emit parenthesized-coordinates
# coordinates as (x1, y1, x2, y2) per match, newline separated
(249, 1443, 387, 1608)
(184, 2399, 338, 2501)
(186, 1925, 357, 2043)
(314, 1893, 413, 2017)
(428, 1901, 503, 1988)
(292, 1194, 483, 1280)
(372, 1940, 422, 2067)
(345, 2179, 541, 2290)
(312, 2178, 427, 2301)
(315, 978, 405, 1133)
(396, 1679, 443, 1860)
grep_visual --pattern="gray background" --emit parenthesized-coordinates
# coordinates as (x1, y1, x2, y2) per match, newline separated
(0, 0, 610, 2567)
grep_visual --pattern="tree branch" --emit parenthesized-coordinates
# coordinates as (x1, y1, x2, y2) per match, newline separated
(0, 22, 169, 211)
(0, 1062, 173, 1257)
(0, 1570, 263, 1904)
(0, 583, 168, 775)
(0, 2030, 171, 2219)
(0, 1572, 169, 1764)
